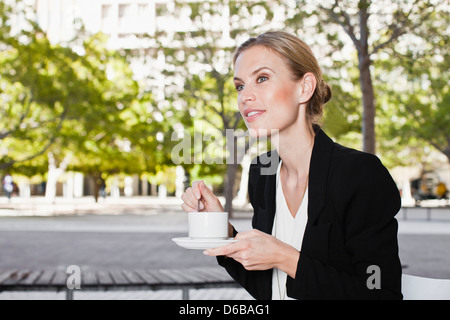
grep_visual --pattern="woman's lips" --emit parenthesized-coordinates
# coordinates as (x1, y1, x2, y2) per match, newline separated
(245, 110, 266, 123)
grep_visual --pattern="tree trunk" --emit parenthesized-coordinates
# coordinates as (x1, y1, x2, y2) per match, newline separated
(0, 163, 12, 171)
(439, 142, 450, 164)
(357, 0, 376, 155)
(45, 153, 71, 203)
(358, 53, 376, 155)
(92, 174, 100, 203)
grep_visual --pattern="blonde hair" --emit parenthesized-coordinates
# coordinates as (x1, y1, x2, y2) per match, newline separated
(233, 31, 332, 130)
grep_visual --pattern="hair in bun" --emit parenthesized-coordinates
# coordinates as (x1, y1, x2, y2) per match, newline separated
(322, 81, 332, 105)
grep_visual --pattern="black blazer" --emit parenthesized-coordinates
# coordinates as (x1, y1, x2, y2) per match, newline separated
(218, 129, 403, 300)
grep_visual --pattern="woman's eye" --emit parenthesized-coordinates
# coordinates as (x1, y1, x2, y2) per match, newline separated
(235, 84, 244, 91)
(257, 76, 268, 83)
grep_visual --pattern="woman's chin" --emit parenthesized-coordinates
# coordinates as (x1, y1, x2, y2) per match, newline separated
(247, 127, 277, 139)
(247, 123, 279, 139)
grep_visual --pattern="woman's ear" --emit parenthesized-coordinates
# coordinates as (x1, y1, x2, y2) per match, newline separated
(298, 72, 317, 105)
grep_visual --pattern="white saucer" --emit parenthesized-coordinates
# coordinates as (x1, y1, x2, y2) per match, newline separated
(172, 237, 238, 250)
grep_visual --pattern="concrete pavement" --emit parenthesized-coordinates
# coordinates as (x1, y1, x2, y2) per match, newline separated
(0, 196, 449, 299)
(0, 196, 255, 300)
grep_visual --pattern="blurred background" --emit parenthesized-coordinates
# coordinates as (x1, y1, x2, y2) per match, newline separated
(0, 0, 449, 299)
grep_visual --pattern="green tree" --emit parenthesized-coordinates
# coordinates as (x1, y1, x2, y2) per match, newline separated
(59, 33, 146, 201)
(287, 0, 437, 154)
(1, 1, 160, 201)
(154, 0, 278, 214)
(40, 32, 164, 201)
(377, 5, 449, 165)
(0, 2, 83, 170)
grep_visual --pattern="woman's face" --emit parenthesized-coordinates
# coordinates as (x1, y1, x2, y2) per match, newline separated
(233, 45, 303, 138)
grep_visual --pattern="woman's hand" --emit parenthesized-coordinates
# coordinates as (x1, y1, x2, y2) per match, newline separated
(180, 180, 224, 213)
(204, 229, 300, 279)
(181, 180, 234, 237)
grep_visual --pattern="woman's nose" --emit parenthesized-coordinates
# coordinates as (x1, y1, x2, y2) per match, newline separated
(240, 87, 256, 104)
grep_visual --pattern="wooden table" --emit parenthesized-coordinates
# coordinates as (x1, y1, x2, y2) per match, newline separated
(0, 267, 241, 300)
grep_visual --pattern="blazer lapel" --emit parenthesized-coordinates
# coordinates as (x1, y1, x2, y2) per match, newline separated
(307, 130, 335, 225)
(252, 130, 335, 231)
(252, 150, 279, 234)
(261, 171, 277, 234)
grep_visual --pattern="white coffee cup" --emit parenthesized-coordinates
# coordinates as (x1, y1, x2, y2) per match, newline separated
(188, 211, 228, 239)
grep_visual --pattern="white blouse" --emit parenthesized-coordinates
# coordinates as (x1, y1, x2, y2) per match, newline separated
(271, 160, 308, 300)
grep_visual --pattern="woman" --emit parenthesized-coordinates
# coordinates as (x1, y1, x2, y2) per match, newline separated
(181, 31, 402, 300)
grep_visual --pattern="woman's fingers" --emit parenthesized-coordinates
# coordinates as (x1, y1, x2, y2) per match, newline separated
(181, 203, 195, 212)
(180, 184, 205, 212)
(204, 231, 256, 256)
(198, 181, 224, 212)
(180, 189, 195, 211)
(204, 240, 256, 271)
(187, 187, 204, 210)
(181, 180, 222, 213)
(234, 229, 260, 240)
(203, 230, 283, 272)
(198, 181, 216, 202)
(204, 239, 248, 257)
(191, 180, 202, 200)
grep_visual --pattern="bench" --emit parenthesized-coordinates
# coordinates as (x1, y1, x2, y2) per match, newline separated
(0, 267, 241, 300)
(400, 206, 450, 221)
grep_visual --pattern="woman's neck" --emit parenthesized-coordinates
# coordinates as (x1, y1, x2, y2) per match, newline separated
(271, 121, 315, 183)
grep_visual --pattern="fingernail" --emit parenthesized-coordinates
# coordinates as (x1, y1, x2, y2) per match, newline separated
(194, 192, 201, 200)
(203, 250, 210, 256)
(199, 202, 204, 210)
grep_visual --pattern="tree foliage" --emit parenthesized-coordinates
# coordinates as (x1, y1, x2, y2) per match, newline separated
(1, 0, 448, 203)
(0, 1, 161, 193)
(151, 0, 283, 213)
(376, 4, 449, 165)
(285, 0, 438, 154)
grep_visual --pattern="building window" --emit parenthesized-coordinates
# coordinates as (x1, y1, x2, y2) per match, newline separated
(118, 4, 132, 28)
(138, 4, 148, 17)
(101, 4, 113, 33)
(102, 4, 112, 19)
(137, 3, 149, 31)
